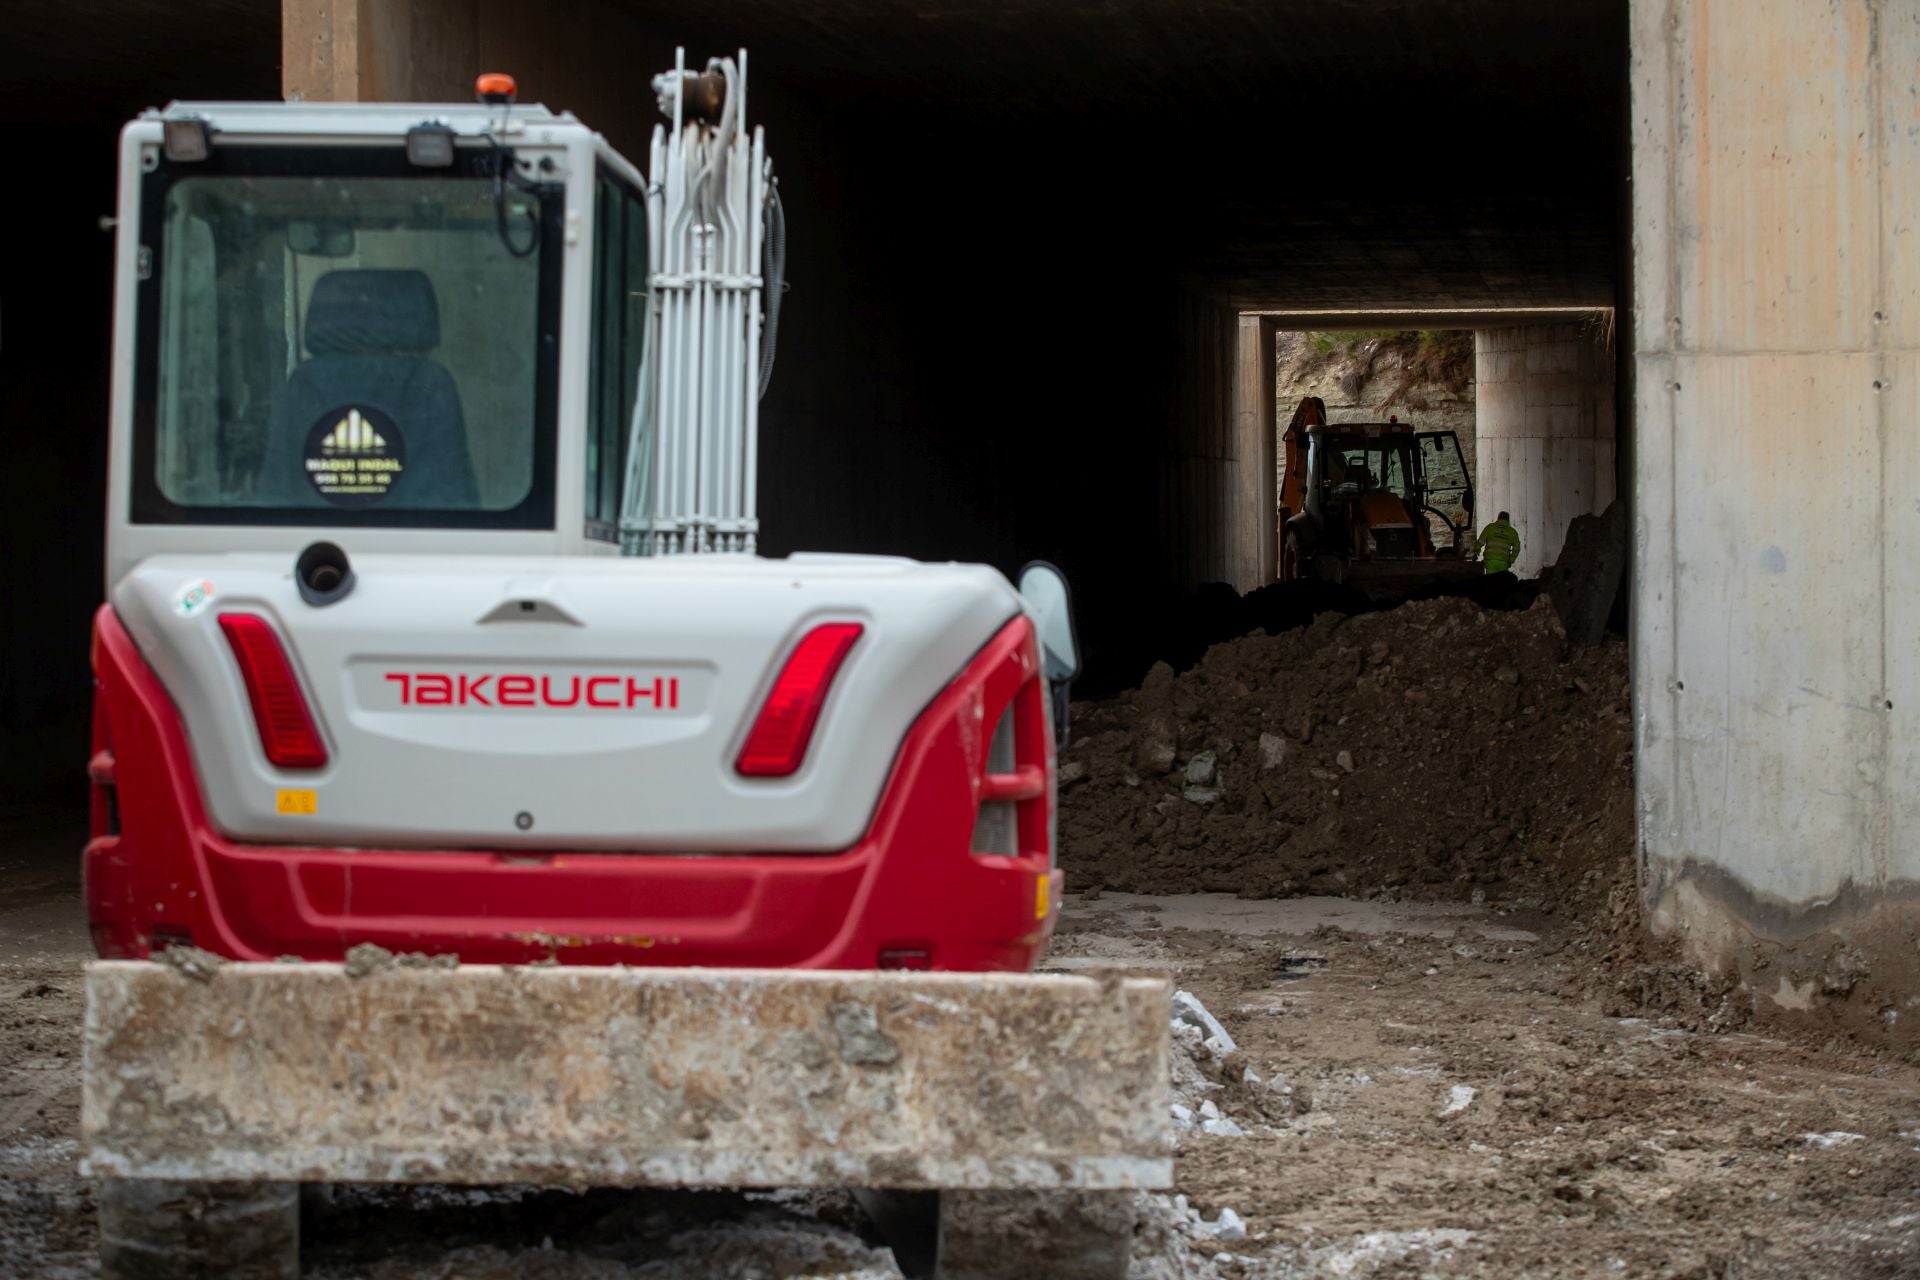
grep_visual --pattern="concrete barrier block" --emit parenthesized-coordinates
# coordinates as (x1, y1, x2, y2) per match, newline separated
(82, 962, 1172, 1191)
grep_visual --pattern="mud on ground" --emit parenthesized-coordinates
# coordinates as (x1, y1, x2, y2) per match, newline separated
(1053, 895, 1920, 1279)
(1, 958, 89, 1277)
(8, 896, 1920, 1278)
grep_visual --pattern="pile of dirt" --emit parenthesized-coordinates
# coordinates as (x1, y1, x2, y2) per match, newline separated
(1057, 595, 1633, 921)
(1132, 574, 1538, 691)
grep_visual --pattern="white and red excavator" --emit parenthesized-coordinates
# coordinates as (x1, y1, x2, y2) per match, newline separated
(80, 51, 1168, 1279)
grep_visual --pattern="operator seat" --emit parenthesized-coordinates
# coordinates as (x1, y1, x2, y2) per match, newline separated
(258, 269, 479, 508)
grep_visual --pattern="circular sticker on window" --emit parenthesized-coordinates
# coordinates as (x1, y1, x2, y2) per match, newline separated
(303, 406, 407, 507)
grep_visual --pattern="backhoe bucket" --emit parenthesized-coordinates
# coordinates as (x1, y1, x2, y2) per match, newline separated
(1345, 556, 1484, 599)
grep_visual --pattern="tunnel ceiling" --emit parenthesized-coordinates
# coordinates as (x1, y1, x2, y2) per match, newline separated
(626, 0, 1627, 310)
(4, 0, 277, 117)
(4, 0, 1627, 310)
(622, 0, 1620, 126)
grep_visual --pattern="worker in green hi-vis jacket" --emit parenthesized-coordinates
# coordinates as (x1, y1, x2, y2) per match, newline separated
(1478, 511, 1521, 574)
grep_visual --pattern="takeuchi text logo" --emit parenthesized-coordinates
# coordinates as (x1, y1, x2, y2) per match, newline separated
(383, 672, 682, 710)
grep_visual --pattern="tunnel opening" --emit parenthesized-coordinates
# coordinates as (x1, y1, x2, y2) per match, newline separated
(1118, 305, 1626, 689)
(1273, 326, 1482, 582)
(1057, 292, 1633, 924)
(1265, 315, 1622, 585)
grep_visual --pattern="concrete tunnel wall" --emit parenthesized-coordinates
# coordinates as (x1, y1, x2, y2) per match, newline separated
(1474, 323, 1618, 577)
(1632, 0, 1920, 1031)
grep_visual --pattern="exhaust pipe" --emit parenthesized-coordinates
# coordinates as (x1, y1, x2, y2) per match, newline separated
(295, 542, 355, 607)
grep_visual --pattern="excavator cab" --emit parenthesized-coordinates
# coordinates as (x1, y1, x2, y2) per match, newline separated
(116, 96, 621, 573)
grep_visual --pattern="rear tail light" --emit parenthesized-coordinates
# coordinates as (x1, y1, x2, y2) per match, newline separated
(218, 613, 329, 770)
(736, 622, 864, 778)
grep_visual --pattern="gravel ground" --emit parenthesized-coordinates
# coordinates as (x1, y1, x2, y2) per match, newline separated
(1056, 894, 1920, 1279)
(6, 814, 1920, 1277)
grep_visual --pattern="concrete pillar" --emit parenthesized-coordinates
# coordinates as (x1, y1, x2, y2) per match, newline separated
(282, 0, 373, 102)
(1632, 0, 1919, 1041)
(1158, 294, 1239, 591)
(1472, 323, 1615, 576)
(1231, 316, 1278, 591)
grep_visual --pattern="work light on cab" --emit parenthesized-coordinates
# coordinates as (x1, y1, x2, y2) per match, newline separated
(405, 122, 457, 168)
(161, 116, 211, 162)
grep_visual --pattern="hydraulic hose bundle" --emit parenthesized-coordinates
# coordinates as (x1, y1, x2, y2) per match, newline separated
(619, 49, 781, 556)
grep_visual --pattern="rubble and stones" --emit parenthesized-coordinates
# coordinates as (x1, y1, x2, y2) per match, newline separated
(1167, 991, 1271, 1139)
(342, 943, 459, 977)
(154, 945, 225, 983)
(344, 943, 397, 978)
(1172, 989, 1237, 1055)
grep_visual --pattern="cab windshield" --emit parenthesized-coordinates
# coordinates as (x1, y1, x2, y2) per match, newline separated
(1324, 434, 1418, 499)
(131, 148, 562, 528)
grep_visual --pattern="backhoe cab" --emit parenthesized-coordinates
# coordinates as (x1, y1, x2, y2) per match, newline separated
(1277, 394, 1478, 596)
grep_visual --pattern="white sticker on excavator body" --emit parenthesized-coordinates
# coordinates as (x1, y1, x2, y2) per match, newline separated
(172, 579, 216, 617)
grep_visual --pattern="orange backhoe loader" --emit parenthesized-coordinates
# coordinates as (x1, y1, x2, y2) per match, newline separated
(1277, 396, 1477, 596)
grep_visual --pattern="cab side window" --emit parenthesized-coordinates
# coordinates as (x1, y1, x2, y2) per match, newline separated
(586, 169, 649, 540)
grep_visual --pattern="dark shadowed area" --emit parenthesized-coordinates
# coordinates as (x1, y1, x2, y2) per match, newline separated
(0, 0, 1627, 802)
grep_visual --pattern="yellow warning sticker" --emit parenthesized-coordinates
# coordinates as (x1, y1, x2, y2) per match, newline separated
(276, 789, 318, 816)
(1035, 873, 1051, 920)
